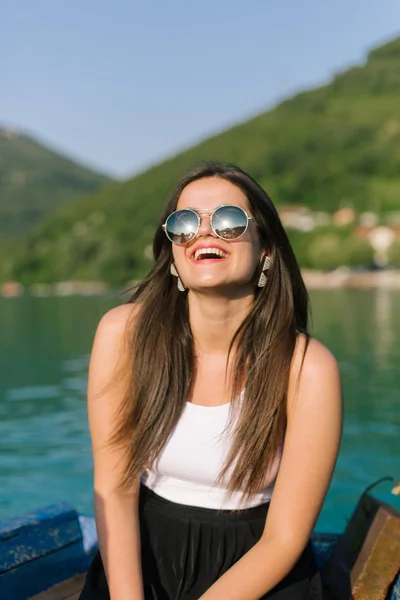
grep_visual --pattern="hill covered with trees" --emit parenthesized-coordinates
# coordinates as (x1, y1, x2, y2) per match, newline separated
(0, 127, 111, 237)
(3, 35, 400, 285)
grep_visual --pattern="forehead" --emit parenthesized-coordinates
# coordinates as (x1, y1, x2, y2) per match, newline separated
(177, 177, 249, 210)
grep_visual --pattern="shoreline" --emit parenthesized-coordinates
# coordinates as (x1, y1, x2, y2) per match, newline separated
(302, 268, 400, 289)
(1, 269, 400, 297)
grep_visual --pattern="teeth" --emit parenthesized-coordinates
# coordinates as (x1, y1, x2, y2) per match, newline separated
(194, 247, 228, 260)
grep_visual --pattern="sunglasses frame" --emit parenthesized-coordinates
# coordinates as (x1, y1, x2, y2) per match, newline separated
(162, 204, 255, 245)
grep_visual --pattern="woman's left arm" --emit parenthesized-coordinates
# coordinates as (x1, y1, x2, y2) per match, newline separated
(199, 338, 343, 600)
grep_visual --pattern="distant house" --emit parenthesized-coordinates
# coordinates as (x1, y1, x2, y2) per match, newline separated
(359, 212, 378, 228)
(332, 207, 356, 226)
(1, 282, 24, 297)
(355, 225, 400, 241)
(355, 225, 400, 266)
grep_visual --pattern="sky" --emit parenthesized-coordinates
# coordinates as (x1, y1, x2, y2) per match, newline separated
(2, 0, 400, 178)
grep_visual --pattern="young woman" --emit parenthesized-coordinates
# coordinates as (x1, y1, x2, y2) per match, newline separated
(79, 162, 343, 600)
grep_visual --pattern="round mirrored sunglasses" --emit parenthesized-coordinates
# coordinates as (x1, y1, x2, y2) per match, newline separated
(162, 204, 254, 245)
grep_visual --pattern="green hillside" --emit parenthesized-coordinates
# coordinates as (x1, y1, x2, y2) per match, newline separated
(0, 127, 111, 237)
(4, 35, 400, 285)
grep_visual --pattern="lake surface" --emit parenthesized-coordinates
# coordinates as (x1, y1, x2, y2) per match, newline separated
(0, 290, 399, 533)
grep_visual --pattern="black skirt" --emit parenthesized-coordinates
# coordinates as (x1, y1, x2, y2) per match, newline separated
(79, 484, 323, 600)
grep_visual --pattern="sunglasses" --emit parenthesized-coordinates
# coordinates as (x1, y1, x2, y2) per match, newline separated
(162, 204, 255, 245)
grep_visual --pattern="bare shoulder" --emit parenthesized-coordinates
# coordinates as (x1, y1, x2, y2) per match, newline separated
(288, 334, 341, 416)
(292, 333, 339, 378)
(88, 303, 140, 392)
(92, 303, 141, 354)
(87, 304, 142, 493)
(96, 302, 139, 339)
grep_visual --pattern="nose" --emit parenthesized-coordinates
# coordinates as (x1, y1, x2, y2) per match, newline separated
(197, 213, 215, 238)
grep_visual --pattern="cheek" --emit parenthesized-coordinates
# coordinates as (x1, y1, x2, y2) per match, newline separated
(235, 241, 262, 276)
(248, 240, 263, 276)
(249, 248, 262, 274)
(247, 232, 262, 264)
(172, 246, 186, 269)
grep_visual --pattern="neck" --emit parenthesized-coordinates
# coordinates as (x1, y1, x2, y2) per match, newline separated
(188, 286, 255, 355)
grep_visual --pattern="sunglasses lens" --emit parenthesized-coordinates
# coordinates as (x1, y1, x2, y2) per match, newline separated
(212, 206, 248, 240)
(165, 210, 199, 244)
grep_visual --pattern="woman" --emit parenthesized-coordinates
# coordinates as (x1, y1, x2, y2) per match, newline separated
(79, 162, 342, 600)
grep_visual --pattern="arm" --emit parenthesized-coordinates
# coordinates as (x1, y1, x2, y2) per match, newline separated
(199, 337, 343, 600)
(87, 304, 144, 600)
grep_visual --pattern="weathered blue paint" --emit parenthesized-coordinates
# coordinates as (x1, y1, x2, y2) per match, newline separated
(0, 504, 97, 600)
(2, 541, 88, 599)
(1, 517, 82, 572)
(0, 502, 76, 540)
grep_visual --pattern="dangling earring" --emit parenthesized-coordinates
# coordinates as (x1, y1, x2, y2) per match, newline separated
(170, 263, 186, 292)
(257, 255, 271, 288)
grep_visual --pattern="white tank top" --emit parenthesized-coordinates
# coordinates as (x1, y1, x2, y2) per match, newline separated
(141, 393, 282, 510)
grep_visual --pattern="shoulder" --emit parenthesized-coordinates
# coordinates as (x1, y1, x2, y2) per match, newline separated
(96, 303, 139, 337)
(288, 334, 342, 417)
(93, 303, 140, 351)
(89, 303, 140, 380)
(291, 334, 340, 381)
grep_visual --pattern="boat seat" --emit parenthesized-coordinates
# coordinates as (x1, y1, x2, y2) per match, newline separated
(0, 503, 96, 600)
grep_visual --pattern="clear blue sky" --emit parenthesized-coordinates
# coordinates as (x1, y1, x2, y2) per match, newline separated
(2, 0, 400, 178)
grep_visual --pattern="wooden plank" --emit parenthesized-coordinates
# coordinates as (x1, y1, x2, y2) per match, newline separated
(351, 504, 400, 598)
(322, 494, 400, 600)
(30, 572, 86, 600)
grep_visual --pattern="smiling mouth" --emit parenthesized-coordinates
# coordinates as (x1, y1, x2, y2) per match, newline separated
(193, 248, 228, 261)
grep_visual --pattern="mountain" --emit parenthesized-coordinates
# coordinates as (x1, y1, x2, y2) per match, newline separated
(0, 127, 111, 237)
(4, 35, 400, 284)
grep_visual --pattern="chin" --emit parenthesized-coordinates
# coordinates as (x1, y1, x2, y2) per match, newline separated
(189, 279, 226, 291)
(188, 278, 251, 293)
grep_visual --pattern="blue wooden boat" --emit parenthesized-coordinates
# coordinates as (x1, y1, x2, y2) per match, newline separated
(0, 500, 399, 600)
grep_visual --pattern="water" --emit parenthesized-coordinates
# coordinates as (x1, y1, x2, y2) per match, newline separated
(0, 290, 399, 533)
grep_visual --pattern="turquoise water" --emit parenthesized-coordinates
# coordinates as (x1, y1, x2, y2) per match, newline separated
(0, 290, 399, 533)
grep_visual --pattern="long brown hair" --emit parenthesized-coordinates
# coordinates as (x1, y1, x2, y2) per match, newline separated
(110, 161, 309, 501)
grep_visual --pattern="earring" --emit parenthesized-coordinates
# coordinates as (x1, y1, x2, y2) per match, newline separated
(257, 255, 271, 288)
(170, 263, 186, 292)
